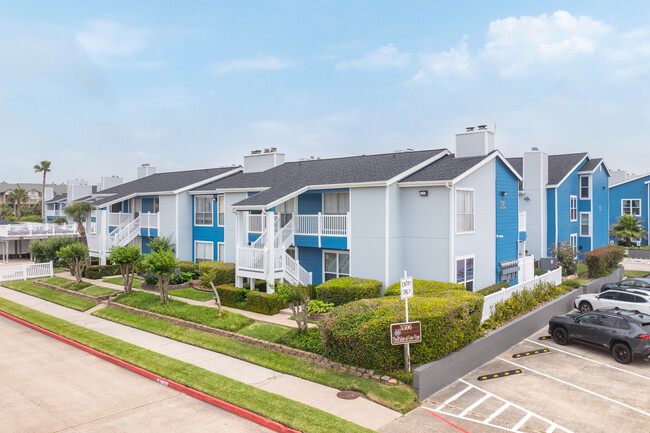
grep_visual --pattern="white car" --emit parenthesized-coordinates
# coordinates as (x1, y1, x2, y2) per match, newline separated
(574, 289, 650, 315)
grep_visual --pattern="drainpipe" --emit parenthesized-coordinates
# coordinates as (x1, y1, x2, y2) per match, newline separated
(447, 182, 454, 283)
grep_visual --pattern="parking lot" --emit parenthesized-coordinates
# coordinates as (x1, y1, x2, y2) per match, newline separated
(384, 323, 650, 433)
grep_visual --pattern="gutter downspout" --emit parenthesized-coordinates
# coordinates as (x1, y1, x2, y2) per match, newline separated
(384, 186, 389, 288)
(447, 182, 454, 283)
(175, 194, 179, 259)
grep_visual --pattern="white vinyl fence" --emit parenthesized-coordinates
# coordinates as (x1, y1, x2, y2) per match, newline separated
(0, 261, 54, 283)
(482, 267, 563, 322)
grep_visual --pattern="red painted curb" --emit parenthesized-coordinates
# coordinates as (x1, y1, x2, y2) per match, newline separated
(0, 310, 300, 433)
(422, 408, 471, 433)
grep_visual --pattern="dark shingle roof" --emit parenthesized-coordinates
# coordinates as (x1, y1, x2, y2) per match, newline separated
(195, 149, 447, 207)
(400, 152, 496, 183)
(507, 157, 523, 177)
(46, 193, 67, 204)
(579, 158, 602, 172)
(0, 182, 66, 195)
(93, 167, 238, 207)
(548, 153, 588, 185)
(0, 218, 17, 225)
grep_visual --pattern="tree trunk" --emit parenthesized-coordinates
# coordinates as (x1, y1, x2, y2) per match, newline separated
(42, 172, 46, 221)
(626, 237, 632, 248)
(120, 264, 129, 293)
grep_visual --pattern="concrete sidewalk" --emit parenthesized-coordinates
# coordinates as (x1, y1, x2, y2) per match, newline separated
(0, 286, 401, 431)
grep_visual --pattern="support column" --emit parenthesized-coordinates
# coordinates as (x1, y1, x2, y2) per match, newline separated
(266, 211, 275, 293)
(235, 211, 245, 288)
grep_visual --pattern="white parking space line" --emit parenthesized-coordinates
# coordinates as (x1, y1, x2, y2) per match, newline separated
(546, 424, 557, 433)
(498, 358, 650, 418)
(524, 338, 650, 381)
(436, 384, 472, 410)
(458, 394, 489, 417)
(512, 413, 532, 431)
(484, 402, 509, 423)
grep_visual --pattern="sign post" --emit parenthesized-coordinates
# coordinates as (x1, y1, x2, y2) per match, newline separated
(399, 271, 414, 372)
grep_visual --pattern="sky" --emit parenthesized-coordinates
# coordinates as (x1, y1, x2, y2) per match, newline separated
(2, 1, 650, 184)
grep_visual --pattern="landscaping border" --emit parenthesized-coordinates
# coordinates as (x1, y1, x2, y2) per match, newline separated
(34, 281, 113, 303)
(106, 301, 399, 386)
(413, 267, 623, 400)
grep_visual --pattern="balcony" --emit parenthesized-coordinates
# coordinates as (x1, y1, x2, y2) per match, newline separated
(246, 213, 349, 237)
(0, 223, 78, 239)
(109, 212, 159, 230)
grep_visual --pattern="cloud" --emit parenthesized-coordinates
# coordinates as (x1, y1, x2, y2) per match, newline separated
(209, 56, 292, 75)
(413, 37, 472, 81)
(76, 19, 152, 63)
(336, 44, 411, 70)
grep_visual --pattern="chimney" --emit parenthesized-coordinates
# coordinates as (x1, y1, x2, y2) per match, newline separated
(99, 175, 124, 191)
(523, 147, 548, 191)
(455, 125, 495, 158)
(610, 169, 628, 185)
(66, 179, 92, 202)
(137, 164, 156, 179)
(43, 187, 54, 202)
(243, 148, 285, 173)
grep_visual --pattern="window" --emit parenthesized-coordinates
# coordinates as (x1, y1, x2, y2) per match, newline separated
(217, 195, 225, 226)
(619, 280, 636, 288)
(580, 176, 590, 199)
(218, 242, 225, 262)
(622, 199, 641, 217)
(153, 197, 160, 213)
(570, 196, 578, 221)
(598, 292, 618, 300)
(597, 315, 618, 328)
(456, 189, 475, 233)
(580, 212, 591, 237)
(194, 241, 213, 263)
(456, 256, 475, 290)
(194, 196, 213, 226)
(323, 192, 349, 215)
(570, 234, 578, 251)
(110, 202, 123, 213)
(324, 251, 350, 281)
(276, 200, 294, 226)
(577, 313, 598, 324)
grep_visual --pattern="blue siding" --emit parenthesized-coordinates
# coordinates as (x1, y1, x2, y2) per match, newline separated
(140, 228, 158, 237)
(495, 159, 519, 285)
(557, 166, 581, 248)
(294, 235, 319, 248)
(609, 175, 650, 245)
(321, 236, 347, 250)
(298, 194, 321, 214)
(248, 233, 261, 244)
(142, 197, 156, 213)
(142, 237, 153, 254)
(192, 194, 223, 261)
(592, 164, 609, 250)
(122, 200, 129, 213)
(297, 247, 323, 286)
(547, 188, 556, 250)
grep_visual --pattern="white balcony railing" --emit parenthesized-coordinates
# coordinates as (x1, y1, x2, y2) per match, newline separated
(295, 213, 349, 237)
(518, 211, 526, 232)
(109, 212, 134, 227)
(237, 247, 265, 272)
(108, 212, 158, 229)
(0, 223, 78, 238)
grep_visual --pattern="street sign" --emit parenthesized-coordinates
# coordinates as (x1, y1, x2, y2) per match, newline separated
(400, 277, 413, 300)
(390, 321, 422, 345)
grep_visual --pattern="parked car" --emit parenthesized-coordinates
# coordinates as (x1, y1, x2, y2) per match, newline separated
(601, 277, 650, 293)
(548, 309, 650, 363)
(574, 289, 650, 314)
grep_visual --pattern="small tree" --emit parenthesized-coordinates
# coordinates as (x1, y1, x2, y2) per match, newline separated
(64, 201, 95, 247)
(34, 160, 52, 221)
(549, 242, 577, 276)
(148, 235, 176, 253)
(57, 243, 89, 284)
(0, 202, 12, 219)
(108, 245, 142, 294)
(53, 216, 67, 225)
(276, 283, 310, 332)
(6, 188, 28, 220)
(143, 250, 178, 303)
(610, 215, 648, 247)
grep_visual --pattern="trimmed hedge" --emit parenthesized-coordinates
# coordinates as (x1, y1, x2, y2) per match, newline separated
(83, 264, 121, 279)
(477, 282, 509, 296)
(216, 285, 285, 315)
(384, 279, 465, 297)
(584, 245, 624, 278)
(199, 261, 236, 287)
(315, 277, 382, 306)
(321, 289, 483, 371)
(178, 261, 199, 275)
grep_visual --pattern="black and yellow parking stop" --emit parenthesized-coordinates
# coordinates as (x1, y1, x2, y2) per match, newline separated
(538, 335, 553, 340)
(512, 348, 549, 358)
(477, 369, 522, 381)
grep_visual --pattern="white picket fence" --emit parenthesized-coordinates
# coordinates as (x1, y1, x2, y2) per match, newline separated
(481, 267, 563, 322)
(0, 262, 54, 283)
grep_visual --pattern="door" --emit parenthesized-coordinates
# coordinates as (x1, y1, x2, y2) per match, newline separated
(592, 314, 619, 348)
(573, 313, 600, 343)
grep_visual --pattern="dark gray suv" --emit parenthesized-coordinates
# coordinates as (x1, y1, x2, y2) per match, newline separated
(548, 309, 650, 364)
(601, 277, 650, 293)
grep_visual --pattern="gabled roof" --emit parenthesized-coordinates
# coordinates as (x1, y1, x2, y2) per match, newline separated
(610, 173, 650, 188)
(92, 167, 241, 207)
(507, 157, 523, 177)
(547, 153, 588, 186)
(194, 149, 448, 209)
(579, 158, 602, 173)
(46, 194, 67, 204)
(0, 182, 66, 195)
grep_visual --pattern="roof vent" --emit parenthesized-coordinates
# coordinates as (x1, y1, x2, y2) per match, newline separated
(531, 147, 539, 151)
(270, 147, 277, 152)
(477, 125, 488, 130)
(251, 150, 262, 155)
(405, 148, 414, 152)
(465, 127, 475, 132)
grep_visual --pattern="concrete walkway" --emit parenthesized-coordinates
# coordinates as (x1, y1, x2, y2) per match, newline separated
(0, 286, 400, 431)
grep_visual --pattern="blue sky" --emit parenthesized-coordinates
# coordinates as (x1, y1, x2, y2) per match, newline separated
(2, 1, 650, 183)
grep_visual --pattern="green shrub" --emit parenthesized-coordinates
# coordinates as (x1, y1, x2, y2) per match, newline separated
(560, 279, 582, 289)
(199, 261, 236, 287)
(321, 289, 483, 371)
(215, 285, 285, 315)
(549, 242, 577, 276)
(384, 279, 465, 297)
(277, 328, 325, 355)
(316, 277, 382, 306)
(20, 215, 42, 223)
(477, 282, 509, 296)
(178, 261, 199, 275)
(584, 246, 624, 278)
(308, 300, 334, 315)
(534, 268, 548, 276)
(83, 264, 121, 279)
(29, 236, 79, 266)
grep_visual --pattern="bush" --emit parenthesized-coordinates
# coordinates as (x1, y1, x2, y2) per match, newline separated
(549, 242, 577, 276)
(83, 264, 121, 279)
(215, 285, 285, 315)
(277, 328, 324, 355)
(534, 268, 548, 276)
(584, 246, 624, 278)
(29, 236, 78, 266)
(384, 279, 465, 297)
(170, 269, 193, 285)
(199, 261, 236, 287)
(308, 300, 334, 315)
(560, 279, 582, 289)
(178, 261, 199, 275)
(477, 282, 509, 296)
(321, 289, 484, 371)
(316, 277, 382, 306)
(20, 215, 42, 223)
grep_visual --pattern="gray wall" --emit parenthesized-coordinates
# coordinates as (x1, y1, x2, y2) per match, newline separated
(224, 192, 247, 263)
(158, 194, 177, 251)
(158, 193, 193, 262)
(520, 151, 549, 259)
(350, 186, 386, 285)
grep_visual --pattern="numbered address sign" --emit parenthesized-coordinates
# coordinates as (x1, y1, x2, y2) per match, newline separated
(390, 321, 422, 345)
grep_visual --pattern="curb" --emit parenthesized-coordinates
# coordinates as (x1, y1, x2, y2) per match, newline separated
(0, 310, 300, 433)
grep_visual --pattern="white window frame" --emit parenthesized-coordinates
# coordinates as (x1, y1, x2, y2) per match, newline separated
(194, 241, 214, 263)
(455, 188, 475, 234)
(570, 234, 578, 251)
(217, 242, 225, 262)
(322, 192, 350, 215)
(580, 212, 591, 237)
(579, 175, 591, 200)
(194, 196, 213, 227)
(456, 255, 475, 291)
(217, 195, 225, 227)
(622, 199, 642, 217)
(322, 250, 350, 282)
(569, 195, 578, 221)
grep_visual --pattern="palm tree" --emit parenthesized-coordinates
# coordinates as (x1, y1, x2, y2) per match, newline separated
(6, 188, 28, 219)
(610, 215, 648, 247)
(0, 203, 12, 219)
(34, 161, 52, 221)
(64, 201, 95, 247)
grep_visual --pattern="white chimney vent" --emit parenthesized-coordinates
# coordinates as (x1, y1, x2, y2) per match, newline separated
(243, 148, 285, 173)
(137, 164, 156, 179)
(455, 125, 495, 158)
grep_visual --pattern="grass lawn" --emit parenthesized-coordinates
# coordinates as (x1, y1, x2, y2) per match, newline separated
(576, 263, 588, 276)
(94, 306, 418, 413)
(114, 291, 252, 332)
(170, 288, 215, 302)
(238, 322, 291, 343)
(573, 278, 592, 286)
(2, 281, 96, 311)
(0, 298, 374, 433)
(104, 277, 142, 289)
(41, 277, 117, 297)
(41, 276, 74, 286)
(624, 270, 649, 278)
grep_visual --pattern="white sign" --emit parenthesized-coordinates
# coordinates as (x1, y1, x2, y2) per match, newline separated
(400, 277, 413, 300)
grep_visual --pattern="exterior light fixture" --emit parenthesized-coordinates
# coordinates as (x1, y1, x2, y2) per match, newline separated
(419, 190, 428, 197)
(501, 191, 508, 197)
